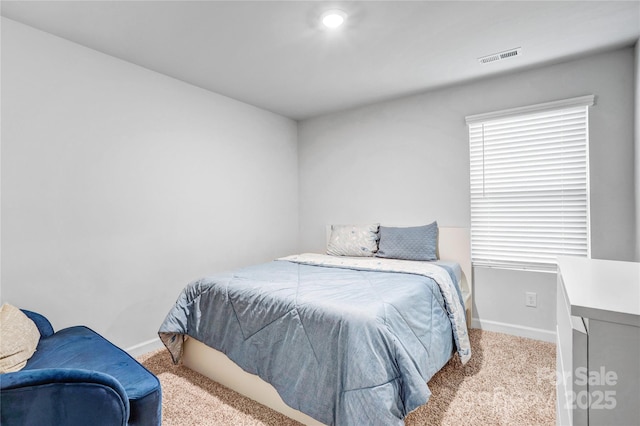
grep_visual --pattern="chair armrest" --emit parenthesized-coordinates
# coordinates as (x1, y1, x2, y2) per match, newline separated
(1, 368, 130, 426)
(20, 309, 54, 337)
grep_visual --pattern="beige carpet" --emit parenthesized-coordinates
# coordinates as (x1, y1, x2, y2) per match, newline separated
(138, 329, 556, 425)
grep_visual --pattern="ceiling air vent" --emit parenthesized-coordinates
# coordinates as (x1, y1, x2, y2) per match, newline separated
(478, 47, 522, 65)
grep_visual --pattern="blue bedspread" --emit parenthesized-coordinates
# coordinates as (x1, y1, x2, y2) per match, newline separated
(159, 256, 469, 425)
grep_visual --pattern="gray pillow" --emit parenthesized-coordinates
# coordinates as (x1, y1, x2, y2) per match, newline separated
(376, 222, 438, 261)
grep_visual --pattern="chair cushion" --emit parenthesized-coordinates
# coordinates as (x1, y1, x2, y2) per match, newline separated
(25, 326, 161, 425)
(0, 303, 41, 373)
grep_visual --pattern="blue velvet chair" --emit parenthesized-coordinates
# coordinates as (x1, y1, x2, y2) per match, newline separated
(0, 310, 161, 426)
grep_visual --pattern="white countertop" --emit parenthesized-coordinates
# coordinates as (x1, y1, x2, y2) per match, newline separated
(557, 256, 640, 327)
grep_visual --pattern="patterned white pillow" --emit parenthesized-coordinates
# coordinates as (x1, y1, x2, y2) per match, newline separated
(327, 223, 380, 257)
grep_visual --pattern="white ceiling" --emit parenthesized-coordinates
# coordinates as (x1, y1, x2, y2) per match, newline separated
(2, 1, 639, 120)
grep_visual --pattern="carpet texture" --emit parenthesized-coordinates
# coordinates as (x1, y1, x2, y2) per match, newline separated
(138, 329, 556, 425)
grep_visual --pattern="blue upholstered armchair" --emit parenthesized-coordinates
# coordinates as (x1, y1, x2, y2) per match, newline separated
(0, 310, 161, 426)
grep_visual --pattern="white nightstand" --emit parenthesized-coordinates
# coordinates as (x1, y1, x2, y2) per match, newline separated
(556, 256, 640, 426)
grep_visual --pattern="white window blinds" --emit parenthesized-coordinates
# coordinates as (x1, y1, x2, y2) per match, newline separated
(466, 95, 593, 271)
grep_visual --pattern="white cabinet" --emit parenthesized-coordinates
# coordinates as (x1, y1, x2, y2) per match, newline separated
(556, 256, 640, 426)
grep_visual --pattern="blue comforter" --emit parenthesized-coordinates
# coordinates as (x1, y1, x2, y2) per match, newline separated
(159, 256, 469, 425)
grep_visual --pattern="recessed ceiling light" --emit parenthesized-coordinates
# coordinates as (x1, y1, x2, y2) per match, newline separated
(321, 10, 347, 29)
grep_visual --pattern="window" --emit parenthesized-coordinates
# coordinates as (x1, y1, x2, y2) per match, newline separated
(466, 95, 593, 271)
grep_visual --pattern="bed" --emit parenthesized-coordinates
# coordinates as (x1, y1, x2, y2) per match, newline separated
(159, 225, 472, 425)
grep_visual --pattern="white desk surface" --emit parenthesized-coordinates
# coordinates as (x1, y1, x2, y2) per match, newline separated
(557, 256, 640, 327)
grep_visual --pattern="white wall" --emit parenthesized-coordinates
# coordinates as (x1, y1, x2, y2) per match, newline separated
(298, 47, 636, 339)
(2, 17, 636, 349)
(0, 18, 299, 351)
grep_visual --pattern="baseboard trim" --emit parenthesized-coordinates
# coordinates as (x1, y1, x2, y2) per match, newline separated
(471, 318, 556, 343)
(125, 337, 164, 358)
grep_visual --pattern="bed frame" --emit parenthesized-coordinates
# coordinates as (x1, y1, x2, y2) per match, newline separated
(183, 226, 472, 426)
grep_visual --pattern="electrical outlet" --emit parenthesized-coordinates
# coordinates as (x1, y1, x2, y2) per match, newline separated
(525, 292, 537, 307)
